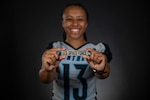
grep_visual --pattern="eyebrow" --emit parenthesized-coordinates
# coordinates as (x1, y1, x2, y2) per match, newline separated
(66, 16, 86, 18)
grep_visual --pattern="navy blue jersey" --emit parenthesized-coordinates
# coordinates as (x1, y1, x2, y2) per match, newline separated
(47, 41, 112, 100)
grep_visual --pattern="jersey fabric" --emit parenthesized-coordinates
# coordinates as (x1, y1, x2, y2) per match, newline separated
(46, 41, 112, 100)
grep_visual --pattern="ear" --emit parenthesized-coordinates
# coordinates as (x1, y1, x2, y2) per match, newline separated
(85, 23, 88, 28)
(62, 21, 65, 28)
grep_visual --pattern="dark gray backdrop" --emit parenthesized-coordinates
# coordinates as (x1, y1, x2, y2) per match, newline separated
(4, 0, 148, 100)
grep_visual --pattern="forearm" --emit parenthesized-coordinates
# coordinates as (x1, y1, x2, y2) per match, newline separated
(39, 67, 56, 83)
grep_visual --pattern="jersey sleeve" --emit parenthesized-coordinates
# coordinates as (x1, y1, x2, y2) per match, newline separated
(102, 42, 112, 63)
(46, 42, 54, 49)
(95, 42, 112, 63)
(46, 41, 62, 49)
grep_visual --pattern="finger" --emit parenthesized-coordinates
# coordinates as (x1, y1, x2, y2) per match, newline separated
(88, 61, 95, 69)
(46, 48, 66, 55)
(90, 55, 94, 62)
(93, 54, 99, 63)
(96, 56, 102, 64)
(55, 48, 66, 59)
(47, 48, 66, 59)
(94, 53, 104, 64)
(84, 48, 97, 60)
(45, 64, 55, 71)
(59, 55, 66, 60)
(46, 57, 55, 65)
(82, 55, 90, 60)
(84, 48, 95, 52)
(50, 55, 57, 63)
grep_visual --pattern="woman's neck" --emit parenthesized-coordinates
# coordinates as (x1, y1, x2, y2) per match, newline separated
(65, 39, 87, 49)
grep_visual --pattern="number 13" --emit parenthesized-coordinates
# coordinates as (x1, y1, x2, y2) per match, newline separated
(63, 64, 88, 100)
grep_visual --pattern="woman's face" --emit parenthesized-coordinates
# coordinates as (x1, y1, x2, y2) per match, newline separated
(62, 6, 88, 40)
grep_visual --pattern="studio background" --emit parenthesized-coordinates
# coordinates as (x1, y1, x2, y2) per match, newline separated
(4, 0, 148, 100)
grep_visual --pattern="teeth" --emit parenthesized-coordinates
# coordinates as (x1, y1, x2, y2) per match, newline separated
(71, 29, 79, 32)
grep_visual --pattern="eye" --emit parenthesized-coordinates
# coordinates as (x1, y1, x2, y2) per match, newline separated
(77, 17, 86, 22)
(66, 18, 73, 21)
(78, 18, 84, 21)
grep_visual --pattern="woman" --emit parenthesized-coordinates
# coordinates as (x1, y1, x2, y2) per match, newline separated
(39, 2, 112, 100)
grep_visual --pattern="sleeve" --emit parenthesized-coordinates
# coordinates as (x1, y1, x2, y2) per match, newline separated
(102, 42, 112, 63)
(46, 42, 54, 49)
(95, 42, 112, 63)
(46, 41, 62, 49)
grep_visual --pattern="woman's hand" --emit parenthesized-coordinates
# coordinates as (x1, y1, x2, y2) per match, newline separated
(41, 48, 66, 71)
(83, 48, 107, 71)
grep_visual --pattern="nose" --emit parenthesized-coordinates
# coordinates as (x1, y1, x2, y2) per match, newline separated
(72, 19, 78, 26)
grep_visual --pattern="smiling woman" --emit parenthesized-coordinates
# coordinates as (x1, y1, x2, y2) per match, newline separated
(39, 2, 112, 100)
(62, 4, 88, 43)
(61, 3, 89, 43)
